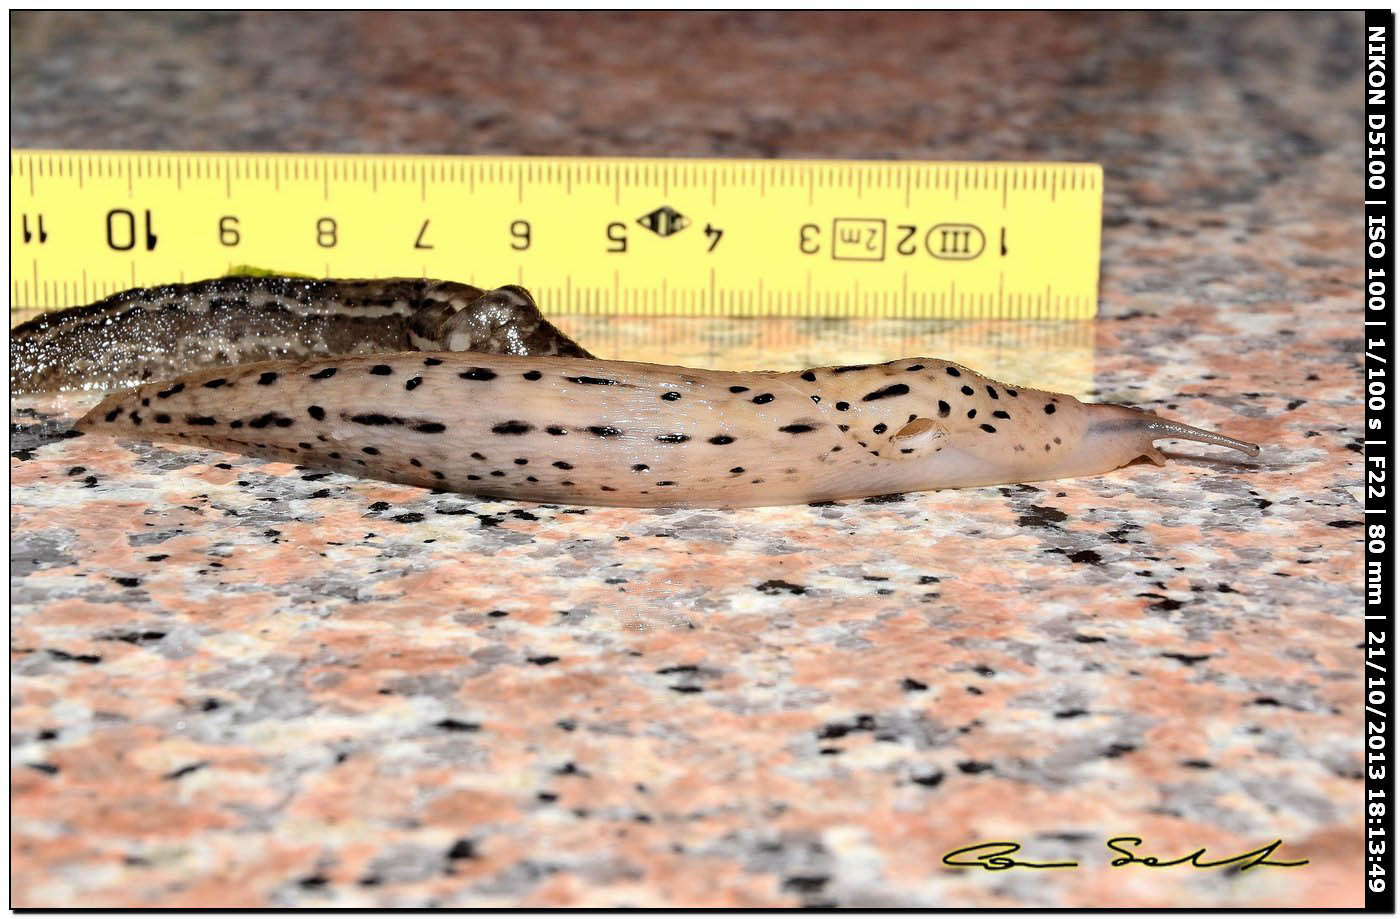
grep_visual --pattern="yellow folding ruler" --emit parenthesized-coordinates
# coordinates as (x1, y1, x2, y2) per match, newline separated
(10, 151, 1102, 318)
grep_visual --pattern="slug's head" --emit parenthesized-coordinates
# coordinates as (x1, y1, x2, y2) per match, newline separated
(407, 284, 592, 358)
(1043, 401, 1260, 483)
(876, 399, 1260, 491)
(1086, 402, 1259, 456)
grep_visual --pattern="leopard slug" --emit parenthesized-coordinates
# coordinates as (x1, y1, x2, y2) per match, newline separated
(9, 277, 591, 393)
(74, 351, 1260, 508)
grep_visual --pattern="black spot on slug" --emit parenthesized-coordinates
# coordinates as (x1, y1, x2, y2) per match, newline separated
(568, 376, 616, 385)
(752, 393, 775, 404)
(590, 426, 623, 438)
(993, 410, 1010, 419)
(863, 383, 910, 402)
(459, 368, 496, 381)
(661, 391, 682, 401)
(835, 401, 850, 411)
(229, 420, 243, 429)
(410, 458, 422, 467)
(906, 364, 925, 371)
(655, 433, 689, 443)
(492, 421, 533, 435)
(185, 415, 217, 426)
(800, 370, 817, 382)
(154, 413, 171, 424)
(203, 378, 227, 389)
(946, 367, 961, 377)
(729, 385, 750, 393)
(405, 376, 422, 391)
(156, 383, 185, 399)
(1007, 389, 1018, 397)
(363, 446, 380, 455)
(967, 409, 977, 419)
(415, 423, 446, 434)
(546, 426, 567, 436)
(103, 407, 121, 422)
(513, 458, 528, 465)
(351, 413, 397, 426)
(310, 367, 337, 380)
(490, 470, 506, 477)
(986, 386, 999, 399)
(937, 401, 951, 417)
(708, 435, 736, 445)
(369, 365, 393, 376)
(832, 364, 871, 373)
(553, 461, 574, 470)
(780, 424, 817, 434)
(522, 370, 542, 381)
(980, 424, 997, 433)
(466, 474, 481, 481)
(872, 423, 887, 435)
(1044, 403, 1057, 414)
(961, 385, 974, 396)
(471, 452, 486, 460)
(258, 372, 278, 385)
(656, 481, 677, 486)
(730, 466, 745, 474)
(423, 357, 442, 366)
(632, 464, 649, 472)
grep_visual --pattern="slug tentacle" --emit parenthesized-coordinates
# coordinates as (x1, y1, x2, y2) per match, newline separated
(1081, 402, 1259, 457)
(1139, 415, 1261, 456)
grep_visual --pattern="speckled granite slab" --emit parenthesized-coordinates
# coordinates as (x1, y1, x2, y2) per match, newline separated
(10, 11, 1364, 908)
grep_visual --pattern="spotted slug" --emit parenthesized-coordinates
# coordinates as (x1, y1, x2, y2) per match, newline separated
(74, 350, 1260, 508)
(10, 276, 591, 393)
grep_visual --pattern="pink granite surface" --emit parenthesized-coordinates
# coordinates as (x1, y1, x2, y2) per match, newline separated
(10, 12, 1364, 908)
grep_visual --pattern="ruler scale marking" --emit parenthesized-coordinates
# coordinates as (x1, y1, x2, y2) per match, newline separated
(10, 151, 1099, 319)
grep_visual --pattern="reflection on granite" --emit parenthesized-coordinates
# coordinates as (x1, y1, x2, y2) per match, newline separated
(10, 11, 1363, 908)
